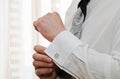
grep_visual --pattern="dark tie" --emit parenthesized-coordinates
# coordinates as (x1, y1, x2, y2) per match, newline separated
(70, 0, 90, 39)
(78, 0, 90, 21)
(57, 1, 91, 78)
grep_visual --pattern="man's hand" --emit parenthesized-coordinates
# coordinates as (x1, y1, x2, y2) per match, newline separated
(33, 45, 59, 79)
(33, 12, 66, 42)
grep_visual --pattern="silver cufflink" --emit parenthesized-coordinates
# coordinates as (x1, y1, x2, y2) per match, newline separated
(54, 53, 59, 58)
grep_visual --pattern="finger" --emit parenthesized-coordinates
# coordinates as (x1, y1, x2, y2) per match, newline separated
(35, 68, 53, 77)
(33, 53, 52, 63)
(53, 12, 59, 16)
(40, 76, 51, 79)
(33, 61, 53, 68)
(34, 45, 46, 54)
(40, 73, 53, 79)
(53, 12, 63, 23)
(33, 19, 43, 32)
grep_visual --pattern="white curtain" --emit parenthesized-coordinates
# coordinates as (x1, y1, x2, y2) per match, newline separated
(0, 0, 72, 79)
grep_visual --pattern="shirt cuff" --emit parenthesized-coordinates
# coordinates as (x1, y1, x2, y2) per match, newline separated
(44, 30, 84, 66)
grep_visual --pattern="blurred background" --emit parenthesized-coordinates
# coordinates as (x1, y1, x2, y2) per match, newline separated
(0, 0, 72, 79)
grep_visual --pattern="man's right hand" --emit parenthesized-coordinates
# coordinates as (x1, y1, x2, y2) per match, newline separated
(33, 45, 59, 79)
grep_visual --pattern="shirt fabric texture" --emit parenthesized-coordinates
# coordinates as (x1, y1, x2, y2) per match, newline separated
(45, 0, 120, 79)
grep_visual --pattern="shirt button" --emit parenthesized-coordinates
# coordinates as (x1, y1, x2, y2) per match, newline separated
(54, 53, 59, 58)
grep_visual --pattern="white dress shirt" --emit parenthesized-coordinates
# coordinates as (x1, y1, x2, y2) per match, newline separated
(45, 0, 120, 79)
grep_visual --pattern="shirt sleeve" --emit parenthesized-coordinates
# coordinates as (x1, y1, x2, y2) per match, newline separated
(44, 18, 120, 79)
(45, 29, 120, 79)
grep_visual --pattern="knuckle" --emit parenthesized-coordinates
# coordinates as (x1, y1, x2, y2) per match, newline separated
(35, 69, 44, 76)
(48, 63, 53, 67)
(40, 57, 45, 61)
(53, 11, 59, 15)
(34, 45, 38, 51)
(33, 21, 39, 31)
(44, 69, 52, 74)
(33, 21, 36, 26)
(38, 18, 42, 23)
(33, 53, 50, 62)
(37, 17, 42, 21)
(47, 12, 52, 16)
(32, 53, 36, 59)
(35, 70, 41, 76)
(35, 18, 43, 26)
(42, 56, 48, 61)
(33, 61, 36, 66)
(34, 20, 39, 26)
(35, 21, 39, 26)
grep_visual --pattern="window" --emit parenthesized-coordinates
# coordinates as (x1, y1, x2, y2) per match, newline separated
(0, 0, 72, 79)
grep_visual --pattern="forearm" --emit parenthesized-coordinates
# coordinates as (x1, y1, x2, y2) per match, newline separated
(45, 31, 120, 79)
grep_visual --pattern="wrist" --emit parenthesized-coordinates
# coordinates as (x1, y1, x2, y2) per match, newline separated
(50, 29, 66, 42)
